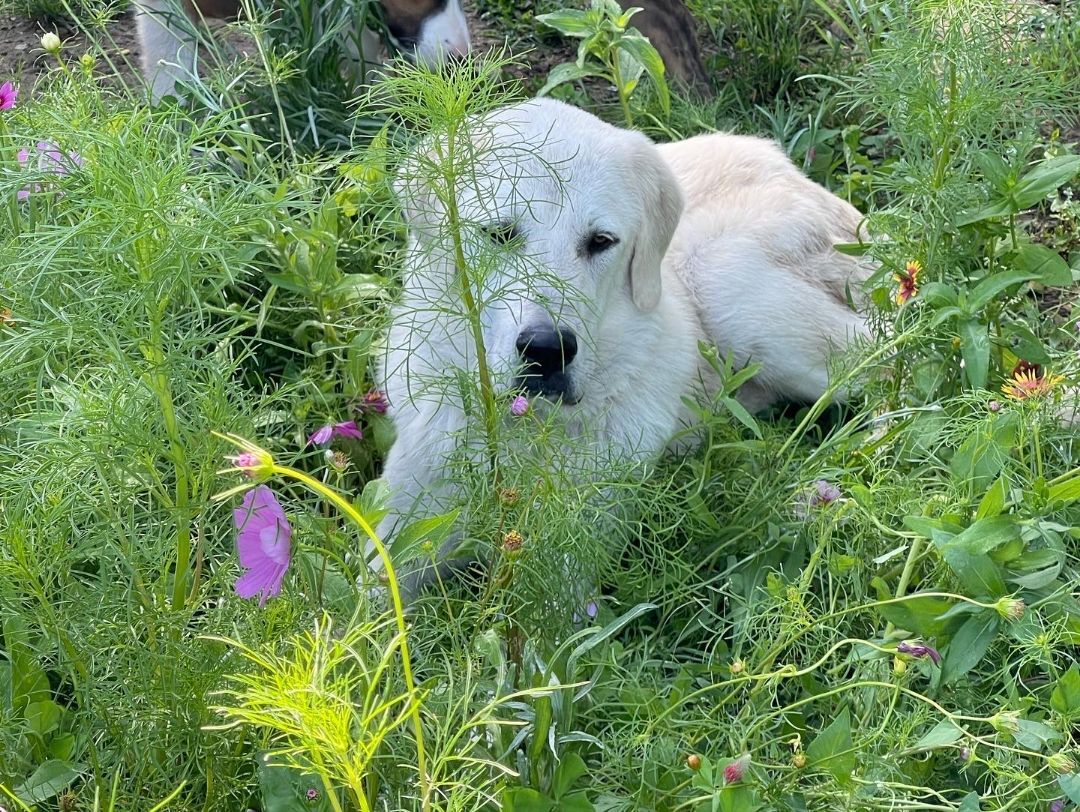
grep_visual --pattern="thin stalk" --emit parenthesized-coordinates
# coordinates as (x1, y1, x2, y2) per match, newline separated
(610, 55, 634, 127)
(272, 465, 431, 810)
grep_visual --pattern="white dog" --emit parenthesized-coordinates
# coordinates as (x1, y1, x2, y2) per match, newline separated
(371, 98, 872, 587)
(135, 0, 470, 102)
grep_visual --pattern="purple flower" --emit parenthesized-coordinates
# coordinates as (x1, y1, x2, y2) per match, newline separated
(305, 788, 320, 802)
(1050, 800, 1065, 812)
(896, 640, 942, 665)
(16, 141, 84, 200)
(233, 485, 292, 607)
(361, 389, 389, 414)
(810, 480, 841, 506)
(307, 420, 363, 446)
(0, 81, 16, 110)
(510, 395, 529, 417)
(585, 599, 598, 620)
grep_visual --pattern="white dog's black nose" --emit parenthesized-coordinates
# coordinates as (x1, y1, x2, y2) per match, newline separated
(516, 327, 577, 399)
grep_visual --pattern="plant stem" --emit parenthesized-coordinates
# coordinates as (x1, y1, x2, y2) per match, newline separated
(610, 57, 634, 127)
(273, 465, 431, 810)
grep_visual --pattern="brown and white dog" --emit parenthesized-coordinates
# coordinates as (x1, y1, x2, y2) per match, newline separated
(135, 0, 470, 102)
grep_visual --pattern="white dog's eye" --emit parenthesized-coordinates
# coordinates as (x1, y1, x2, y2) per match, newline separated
(585, 231, 619, 256)
(482, 221, 520, 247)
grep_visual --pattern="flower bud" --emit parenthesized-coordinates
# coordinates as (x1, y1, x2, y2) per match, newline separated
(730, 659, 745, 675)
(686, 754, 701, 771)
(1048, 752, 1076, 775)
(497, 486, 520, 506)
(41, 32, 61, 53)
(995, 597, 1025, 622)
(990, 710, 1020, 734)
(723, 754, 750, 784)
(792, 753, 806, 769)
(502, 530, 524, 555)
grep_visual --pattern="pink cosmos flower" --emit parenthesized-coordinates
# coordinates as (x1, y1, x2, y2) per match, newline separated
(723, 754, 751, 784)
(510, 395, 529, 416)
(361, 389, 389, 414)
(0, 81, 16, 110)
(16, 141, 85, 200)
(233, 485, 292, 607)
(307, 420, 363, 446)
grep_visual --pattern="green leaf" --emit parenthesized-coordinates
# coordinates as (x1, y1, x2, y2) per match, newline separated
(1011, 155, 1080, 210)
(954, 198, 1015, 227)
(968, 270, 1038, 311)
(950, 412, 1019, 496)
(948, 516, 1020, 555)
(959, 319, 990, 389)
(912, 718, 964, 751)
(920, 282, 959, 307)
(975, 476, 1008, 519)
(503, 788, 556, 812)
(1009, 243, 1072, 287)
(14, 759, 84, 804)
(1012, 718, 1062, 751)
(877, 594, 955, 639)
(390, 509, 460, 561)
(617, 33, 670, 114)
(552, 753, 588, 799)
(1051, 664, 1080, 718)
(24, 699, 63, 740)
(1048, 473, 1080, 504)
(536, 9, 593, 36)
(958, 792, 982, 811)
(257, 756, 333, 812)
(1059, 773, 1080, 804)
(942, 613, 999, 684)
(721, 396, 762, 438)
(806, 708, 855, 782)
(940, 546, 1006, 598)
(538, 62, 602, 98)
(568, 602, 656, 671)
(559, 791, 596, 812)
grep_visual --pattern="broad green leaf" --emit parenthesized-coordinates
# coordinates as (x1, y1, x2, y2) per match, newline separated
(960, 319, 990, 390)
(538, 62, 601, 98)
(1048, 473, 1080, 504)
(559, 791, 596, 812)
(968, 270, 1038, 311)
(568, 602, 656, 670)
(1059, 773, 1080, 804)
(503, 788, 556, 812)
(948, 516, 1020, 555)
(14, 759, 84, 804)
(1013, 718, 1062, 751)
(939, 546, 1006, 598)
(950, 412, 1019, 496)
(721, 396, 762, 439)
(536, 9, 593, 36)
(974, 150, 1013, 193)
(975, 476, 1008, 519)
(618, 33, 670, 114)
(877, 594, 955, 639)
(954, 198, 1015, 227)
(942, 613, 999, 684)
(1009, 243, 1072, 287)
(390, 509, 461, 560)
(257, 756, 333, 812)
(1051, 664, 1080, 718)
(1002, 322, 1052, 364)
(552, 753, 588, 799)
(912, 718, 964, 751)
(1011, 155, 1080, 210)
(806, 708, 855, 782)
(920, 282, 959, 307)
(24, 699, 63, 740)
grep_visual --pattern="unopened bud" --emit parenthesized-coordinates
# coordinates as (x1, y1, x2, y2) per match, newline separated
(41, 32, 61, 53)
(686, 754, 701, 771)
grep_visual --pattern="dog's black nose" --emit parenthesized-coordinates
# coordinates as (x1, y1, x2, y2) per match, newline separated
(516, 327, 578, 378)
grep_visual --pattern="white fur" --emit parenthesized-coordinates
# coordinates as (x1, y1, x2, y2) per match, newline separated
(372, 99, 873, 584)
(134, 0, 470, 102)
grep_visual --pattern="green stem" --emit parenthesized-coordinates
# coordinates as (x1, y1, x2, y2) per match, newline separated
(610, 58, 633, 127)
(273, 466, 431, 810)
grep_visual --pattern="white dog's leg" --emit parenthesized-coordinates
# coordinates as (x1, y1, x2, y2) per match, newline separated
(135, 0, 198, 102)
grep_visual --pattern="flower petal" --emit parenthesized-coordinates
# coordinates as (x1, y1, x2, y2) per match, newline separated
(333, 420, 363, 440)
(308, 425, 333, 445)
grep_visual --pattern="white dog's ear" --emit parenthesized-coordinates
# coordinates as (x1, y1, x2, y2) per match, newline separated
(628, 141, 684, 311)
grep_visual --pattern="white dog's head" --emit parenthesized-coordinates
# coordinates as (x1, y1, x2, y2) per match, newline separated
(381, 0, 470, 68)
(393, 99, 684, 409)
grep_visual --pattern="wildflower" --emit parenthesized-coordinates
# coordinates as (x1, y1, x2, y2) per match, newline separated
(1001, 362, 1063, 401)
(894, 259, 923, 305)
(324, 449, 349, 473)
(502, 529, 524, 554)
(723, 754, 751, 784)
(990, 710, 1020, 734)
(40, 32, 61, 53)
(307, 420, 363, 446)
(686, 754, 701, 771)
(988, 399, 1002, 413)
(16, 141, 85, 200)
(360, 388, 389, 414)
(811, 479, 841, 506)
(730, 659, 745, 675)
(994, 597, 1025, 622)
(497, 486, 520, 506)
(1048, 752, 1077, 775)
(233, 485, 292, 607)
(227, 448, 273, 479)
(585, 599, 598, 620)
(305, 788, 320, 802)
(510, 395, 530, 416)
(896, 640, 942, 666)
(0, 81, 16, 110)
(1051, 800, 1066, 812)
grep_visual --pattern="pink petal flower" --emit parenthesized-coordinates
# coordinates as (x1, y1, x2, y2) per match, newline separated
(233, 486, 292, 607)
(0, 81, 16, 110)
(361, 389, 389, 414)
(307, 420, 362, 446)
(510, 395, 529, 416)
(723, 754, 750, 784)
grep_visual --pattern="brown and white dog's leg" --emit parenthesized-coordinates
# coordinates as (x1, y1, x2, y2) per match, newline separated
(135, 0, 199, 102)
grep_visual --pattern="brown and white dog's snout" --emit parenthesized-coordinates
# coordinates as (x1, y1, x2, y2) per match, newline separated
(135, 0, 470, 101)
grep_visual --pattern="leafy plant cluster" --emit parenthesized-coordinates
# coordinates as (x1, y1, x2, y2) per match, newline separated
(1, 0, 1079, 810)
